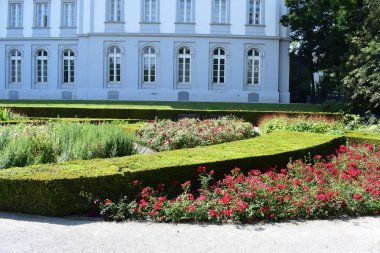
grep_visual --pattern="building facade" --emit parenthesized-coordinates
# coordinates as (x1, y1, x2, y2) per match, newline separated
(0, 0, 290, 103)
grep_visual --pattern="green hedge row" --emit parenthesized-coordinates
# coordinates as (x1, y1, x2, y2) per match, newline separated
(0, 131, 343, 216)
(6, 106, 342, 125)
(345, 132, 380, 146)
(0, 118, 142, 125)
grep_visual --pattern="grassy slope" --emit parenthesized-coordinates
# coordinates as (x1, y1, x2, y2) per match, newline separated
(0, 100, 324, 112)
(0, 131, 339, 181)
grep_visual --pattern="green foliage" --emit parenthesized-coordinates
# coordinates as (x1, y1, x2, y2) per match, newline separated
(0, 108, 24, 121)
(259, 115, 345, 135)
(0, 122, 135, 169)
(137, 117, 256, 151)
(0, 131, 343, 216)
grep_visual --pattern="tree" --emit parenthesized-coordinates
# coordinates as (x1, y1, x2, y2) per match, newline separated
(281, 0, 380, 114)
(343, 0, 380, 114)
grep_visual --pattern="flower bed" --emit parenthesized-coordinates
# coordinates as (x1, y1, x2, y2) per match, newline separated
(259, 115, 345, 135)
(93, 144, 380, 223)
(136, 117, 256, 151)
(0, 122, 135, 169)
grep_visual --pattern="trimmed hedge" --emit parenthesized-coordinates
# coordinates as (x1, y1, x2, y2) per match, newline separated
(0, 131, 343, 216)
(6, 106, 342, 125)
(345, 131, 380, 145)
(0, 118, 143, 126)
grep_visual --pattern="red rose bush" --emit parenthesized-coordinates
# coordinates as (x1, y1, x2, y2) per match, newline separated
(93, 144, 380, 223)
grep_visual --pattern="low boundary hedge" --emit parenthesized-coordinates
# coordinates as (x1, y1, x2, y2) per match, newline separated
(6, 106, 342, 125)
(0, 131, 344, 216)
(345, 132, 380, 145)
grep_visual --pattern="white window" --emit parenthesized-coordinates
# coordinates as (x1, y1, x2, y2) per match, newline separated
(63, 49, 75, 84)
(178, 0, 193, 23)
(62, 1, 76, 27)
(248, 0, 262, 25)
(177, 47, 191, 84)
(36, 49, 48, 84)
(9, 49, 22, 84)
(143, 0, 159, 22)
(9, 3, 23, 28)
(108, 46, 121, 83)
(247, 49, 260, 85)
(213, 0, 228, 24)
(212, 48, 226, 85)
(35, 2, 48, 27)
(143, 47, 156, 83)
(108, 0, 122, 22)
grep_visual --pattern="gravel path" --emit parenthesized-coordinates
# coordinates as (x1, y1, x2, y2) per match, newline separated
(0, 212, 379, 253)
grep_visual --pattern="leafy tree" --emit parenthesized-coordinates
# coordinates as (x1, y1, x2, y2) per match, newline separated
(282, 0, 380, 114)
(344, 0, 380, 114)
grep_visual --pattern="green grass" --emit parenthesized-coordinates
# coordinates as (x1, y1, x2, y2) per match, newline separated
(0, 100, 325, 112)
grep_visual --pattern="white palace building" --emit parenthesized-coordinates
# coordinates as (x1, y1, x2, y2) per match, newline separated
(0, 0, 290, 103)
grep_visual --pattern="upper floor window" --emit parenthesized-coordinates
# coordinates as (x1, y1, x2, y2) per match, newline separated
(248, 0, 262, 25)
(177, 0, 193, 23)
(212, 0, 229, 24)
(143, 46, 156, 83)
(35, 49, 48, 84)
(143, 0, 159, 23)
(35, 2, 49, 27)
(107, 0, 123, 22)
(247, 49, 261, 85)
(9, 49, 22, 84)
(212, 48, 226, 85)
(108, 46, 122, 83)
(62, 1, 76, 27)
(8, 3, 23, 28)
(63, 49, 75, 84)
(177, 47, 191, 84)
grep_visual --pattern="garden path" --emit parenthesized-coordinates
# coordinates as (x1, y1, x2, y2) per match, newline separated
(0, 212, 379, 253)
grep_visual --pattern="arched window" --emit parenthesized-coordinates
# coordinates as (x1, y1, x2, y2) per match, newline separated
(36, 49, 48, 84)
(247, 49, 260, 85)
(63, 49, 75, 84)
(177, 47, 191, 84)
(108, 46, 121, 83)
(143, 46, 156, 83)
(108, 0, 122, 22)
(212, 48, 226, 85)
(248, 0, 262, 25)
(9, 49, 22, 85)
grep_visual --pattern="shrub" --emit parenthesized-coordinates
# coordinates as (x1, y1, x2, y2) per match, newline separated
(0, 108, 24, 121)
(136, 117, 257, 151)
(259, 115, 345, 135)
(0, 122, 135, 169)
(93, 144, 380, 223)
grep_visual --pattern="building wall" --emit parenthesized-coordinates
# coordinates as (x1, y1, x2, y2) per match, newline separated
(0, 0, 290, 103)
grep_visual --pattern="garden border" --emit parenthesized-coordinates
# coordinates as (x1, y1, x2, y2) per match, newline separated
(0, 131, 344, 216)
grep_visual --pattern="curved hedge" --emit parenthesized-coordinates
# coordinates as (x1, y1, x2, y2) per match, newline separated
(0, 131, 344, 216)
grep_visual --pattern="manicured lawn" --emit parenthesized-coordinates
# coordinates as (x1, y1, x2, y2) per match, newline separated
(0, 100, 325, 112)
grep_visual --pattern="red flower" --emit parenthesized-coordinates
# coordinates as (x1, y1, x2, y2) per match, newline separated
(104, 200, 113, 205)
(209, 210, 218, 217)
(353, 194, 363, 200)
(133, 180, 140, 186)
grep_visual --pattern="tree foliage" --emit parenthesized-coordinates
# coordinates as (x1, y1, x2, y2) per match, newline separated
(281, 0, 380, 114)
